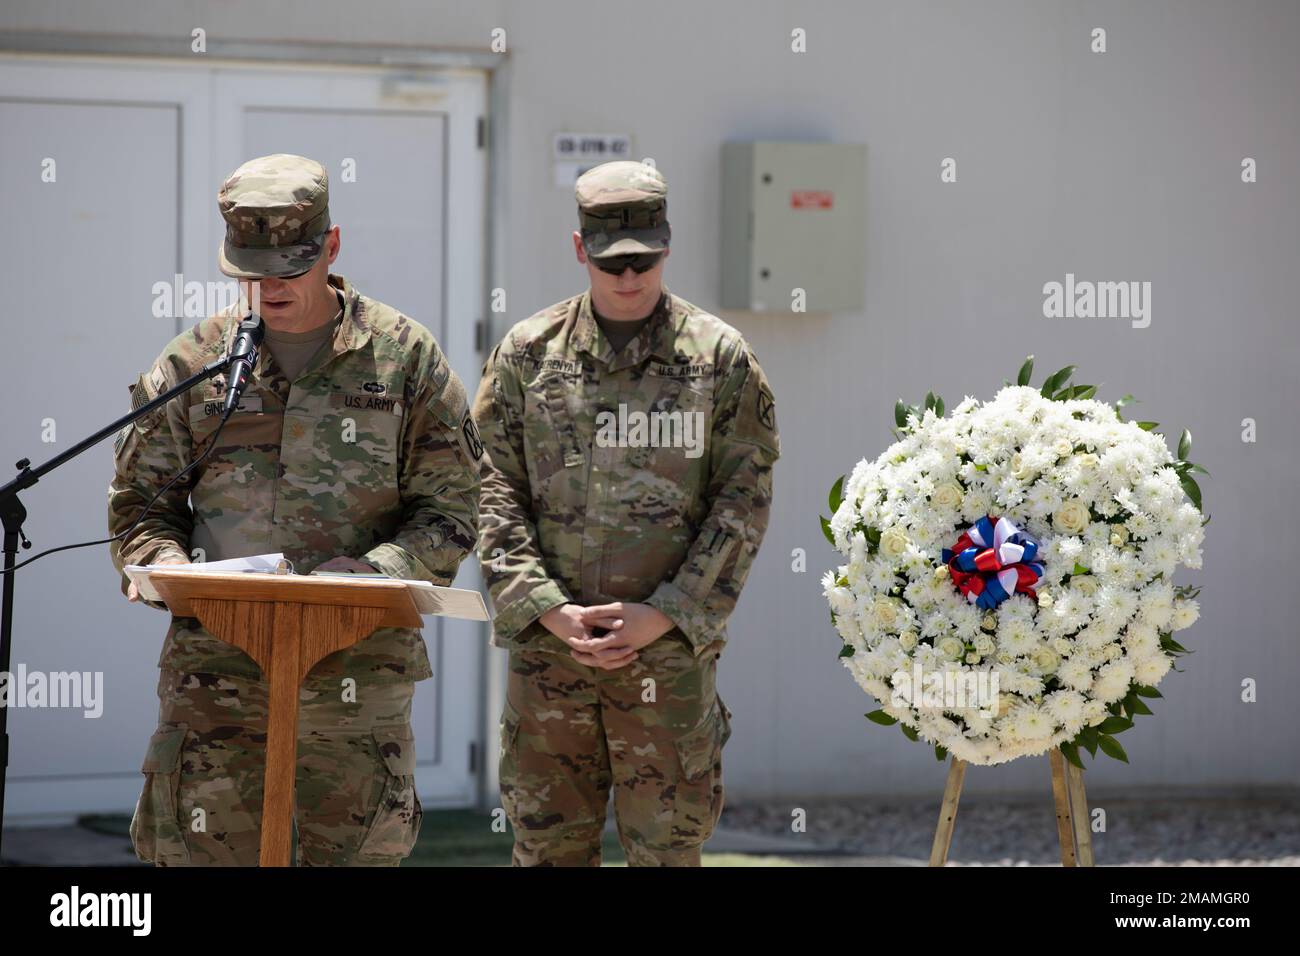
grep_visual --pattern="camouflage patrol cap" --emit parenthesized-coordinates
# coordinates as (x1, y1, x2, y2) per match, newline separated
(217, 154, 332, 279)
(575, 160, 670, 259)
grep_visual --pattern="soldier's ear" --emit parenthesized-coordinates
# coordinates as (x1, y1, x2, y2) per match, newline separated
(572, 231, 587, 264)
(326, 225, 341, 265)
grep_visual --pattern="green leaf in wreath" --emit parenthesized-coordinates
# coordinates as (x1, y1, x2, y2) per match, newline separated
(1115, 394, 1137, 420)
(935, 744, 948, 762)
(1177, 427, 1192, 460)
(1137, 421, 1159, 431)
(1017, 355, 1035, 386)
(838, 644, 855, 658)
(1134, 685, 1163, 699)
(820, 515, 835, 546)
(1098, 734, 1129, 763)
(1079, 726, 1100, 757)
(866, 710, 899, 726)
(1060, 742, 1086, 769)
(900, 724, 919, 742)
(895, 399, 910, 429)
(1098, 716, 1134, 735)
(1128, 695, 1154, 716)
(1179, 473, 1203, 511)
(1041, 364, 1077, 400)
(828, 475, 844, 515)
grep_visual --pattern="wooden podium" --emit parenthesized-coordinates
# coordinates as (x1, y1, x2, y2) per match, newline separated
(148, 569, 424, 867)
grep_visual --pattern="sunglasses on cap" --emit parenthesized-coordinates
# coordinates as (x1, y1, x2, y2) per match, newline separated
(591, 252, 665, 276)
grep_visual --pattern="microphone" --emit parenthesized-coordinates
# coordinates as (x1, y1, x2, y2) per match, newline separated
(222, 312, 264, 419)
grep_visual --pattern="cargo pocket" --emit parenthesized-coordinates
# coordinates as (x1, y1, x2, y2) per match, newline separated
(670, 700, 730, 848)
(498, 698, 523, 825)
(129, 724, 192, 866)
(356, 726, 423, 863)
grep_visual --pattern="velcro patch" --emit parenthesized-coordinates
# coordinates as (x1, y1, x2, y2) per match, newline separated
(329, 392, 403, 415)
(650, 362, 713, 379)
(188, 395, 264, 420)
(533, 357, 582, 376)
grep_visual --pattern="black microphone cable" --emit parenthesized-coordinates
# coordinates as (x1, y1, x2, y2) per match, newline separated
(0, 412, 233, 575)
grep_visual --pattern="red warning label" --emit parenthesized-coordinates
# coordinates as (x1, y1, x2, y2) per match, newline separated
(790, 190, 834, 209)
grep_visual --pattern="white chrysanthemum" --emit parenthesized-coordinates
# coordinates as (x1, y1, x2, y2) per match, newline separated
(1092, 659, 1136, 703)
(1045, 689, 1086, 724)
(1171, 598, 1199, 630)
(1134, 653, 1173, 685)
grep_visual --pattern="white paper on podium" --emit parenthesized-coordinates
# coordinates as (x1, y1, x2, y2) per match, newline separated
(124, 552, 287, 603)
(124, 552, 490, 621)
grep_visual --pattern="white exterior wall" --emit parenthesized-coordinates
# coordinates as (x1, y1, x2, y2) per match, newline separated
(1, 0, 1296, 807)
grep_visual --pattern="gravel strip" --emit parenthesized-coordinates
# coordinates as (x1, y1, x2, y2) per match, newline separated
(718, 794, 1300, 866)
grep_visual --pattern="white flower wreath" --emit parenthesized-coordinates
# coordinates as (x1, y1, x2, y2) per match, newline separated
(821, 358, 1206, 767)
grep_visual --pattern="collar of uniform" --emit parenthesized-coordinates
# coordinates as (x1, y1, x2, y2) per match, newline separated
(574, 287, 675, 371)
(319, 272, 371, 362)
(222, 272, 370, 383)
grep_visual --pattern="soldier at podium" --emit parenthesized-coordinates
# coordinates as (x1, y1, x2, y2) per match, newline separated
(107, 154, 482, 866)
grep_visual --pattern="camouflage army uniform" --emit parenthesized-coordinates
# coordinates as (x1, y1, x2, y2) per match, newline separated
(474, 285, 780, 866)
(109, 155, 481, 866)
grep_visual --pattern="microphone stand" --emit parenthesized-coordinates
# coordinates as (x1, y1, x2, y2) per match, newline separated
(0, 353, 231, 859)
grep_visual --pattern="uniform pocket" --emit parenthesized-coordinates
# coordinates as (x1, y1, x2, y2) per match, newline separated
(498, 698, 523, 823)
(524, 375, 580, 489)
(670, 700, 730, 848)
(130, 724, 192, 866)
(636, 381, 712, 474)
(356, 725, 423, 863)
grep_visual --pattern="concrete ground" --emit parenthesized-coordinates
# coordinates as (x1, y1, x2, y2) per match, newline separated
(4, 792, 1297, 866)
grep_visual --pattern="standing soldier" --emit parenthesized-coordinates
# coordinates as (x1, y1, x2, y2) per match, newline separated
(474, 160, 780, 866)
(109, 154, 481, 866)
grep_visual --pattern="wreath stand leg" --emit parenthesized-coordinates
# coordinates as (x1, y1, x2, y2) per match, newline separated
(929, 750, 1095, 867)
(1048, 748, 1078, 865)
(928, 756, 966, 866)
(1064, 755, 1095, 866)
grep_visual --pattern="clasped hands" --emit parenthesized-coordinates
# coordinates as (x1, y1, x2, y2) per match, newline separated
(539, 602, 675, 670)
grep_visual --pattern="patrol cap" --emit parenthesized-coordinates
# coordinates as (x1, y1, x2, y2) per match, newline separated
(575, 160, 670, 259)
(217, 154, 332, 279)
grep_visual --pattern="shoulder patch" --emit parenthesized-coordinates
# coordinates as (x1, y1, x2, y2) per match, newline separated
(732, 351, 780, 457)
(461, 410, 484, 461)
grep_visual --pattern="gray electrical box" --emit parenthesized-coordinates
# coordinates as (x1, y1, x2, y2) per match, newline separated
(720, 141, 866, 313)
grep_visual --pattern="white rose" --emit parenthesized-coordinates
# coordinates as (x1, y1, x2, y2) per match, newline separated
(938, 636, 964, 660)
(1032, 646, 1061, 674)
(1071, 574, 1098, 596)
(931, 482, 964, 509)
(1053, 499, 1090, 535)
(880, 529, 911, 559)
(873, 597, 902, 631)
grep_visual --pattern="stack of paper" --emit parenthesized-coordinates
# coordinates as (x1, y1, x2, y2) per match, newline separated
(123, 552, 489, 621)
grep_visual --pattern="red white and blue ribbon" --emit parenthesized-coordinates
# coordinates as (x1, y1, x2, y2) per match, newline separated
(941, 516, 1043, 610)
